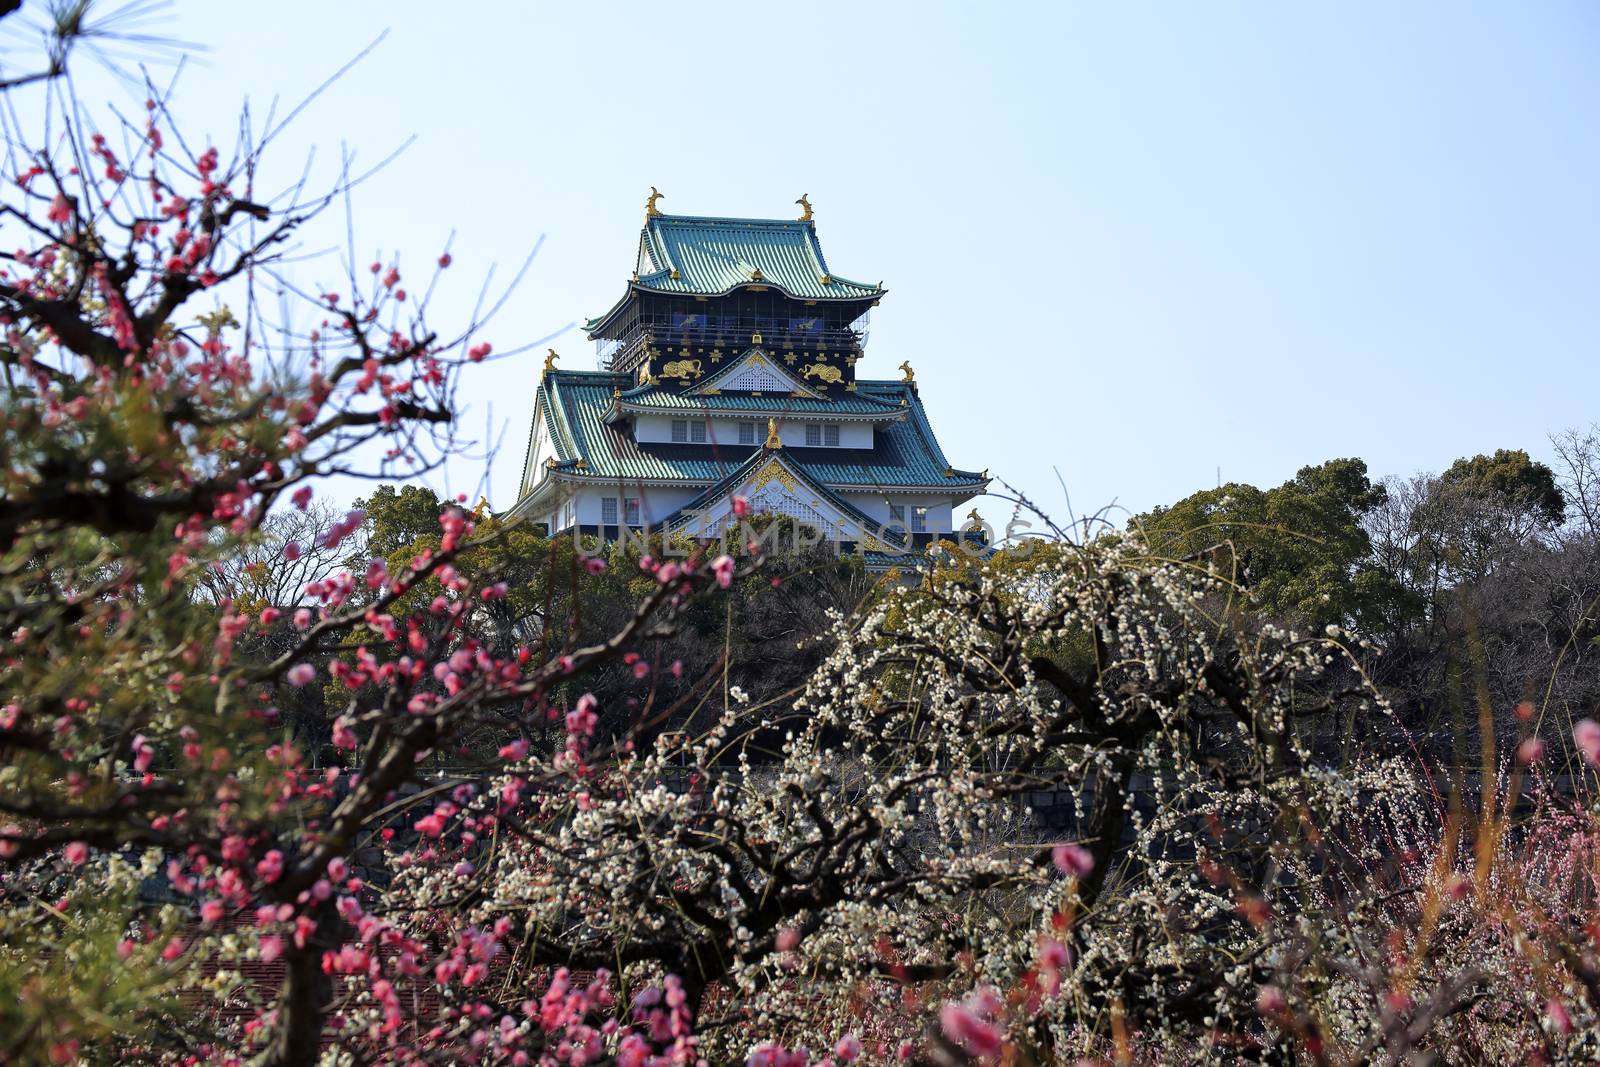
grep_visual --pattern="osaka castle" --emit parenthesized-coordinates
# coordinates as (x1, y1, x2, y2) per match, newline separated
(508, 192, 988, 563)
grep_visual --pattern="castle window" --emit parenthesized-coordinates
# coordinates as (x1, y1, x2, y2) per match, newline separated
(889, 504, 905, 523)
(690, 421, 706, 443)
(671, 420, 688, 443)
(738, 421, 756, 445)
(824, 424, 840, 447)
(912, 506, 928, 533)
(805, 424, 822, 447)
(625, 498, 641, 525)
(602, 497, 618, 524)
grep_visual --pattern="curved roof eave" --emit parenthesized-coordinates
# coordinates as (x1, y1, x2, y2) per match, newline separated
(631, 276, 883, 302)
(545, 471, 989, 494)
(610, 400, 903, 422)
(587, 281, 883, 337)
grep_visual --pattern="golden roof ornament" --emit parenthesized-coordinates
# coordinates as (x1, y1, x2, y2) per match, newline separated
(645, 186, 665, 218)
(473, 496, 491, 520)
(765, 418, 783, 450)
(543, 349, 560, 374)
(967, 508, 981, 524)
(899, 360, 915, 383)
(796, 193, 813, 222)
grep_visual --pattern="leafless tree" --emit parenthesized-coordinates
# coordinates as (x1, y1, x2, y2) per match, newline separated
(1553, 424, 1600, 539)
(194, 503, 355, 608)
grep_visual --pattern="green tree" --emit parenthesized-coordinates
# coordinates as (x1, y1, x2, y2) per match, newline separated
(352, 485, 566, 657)
(1137, 458, 1408, 633)
(1413, 448, 1566, 584)
(1439, 448, 1566, 526)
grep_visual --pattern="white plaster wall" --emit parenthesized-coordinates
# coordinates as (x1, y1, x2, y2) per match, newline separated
(632, 413, 876, 449)
(635, 414, 748, 446)
(760, 418, 876, 449)
(633, 414, 681, 444)
(845, 422, 875, 448)
(572, 486, 702, 526)
(528, 480, 967, 538)
(816, 421, 873, 448)
(838, 494, 961, 532)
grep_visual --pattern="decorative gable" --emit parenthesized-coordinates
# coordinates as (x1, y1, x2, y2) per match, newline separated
(692, 348, 824, 398)
(721, 358, 790, 393)
(665, 453, 908, 553)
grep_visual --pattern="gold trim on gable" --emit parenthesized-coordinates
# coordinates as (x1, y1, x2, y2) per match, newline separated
(748, 458, 799, 493)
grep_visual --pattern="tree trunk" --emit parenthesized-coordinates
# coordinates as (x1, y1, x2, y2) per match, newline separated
(262, 908, 340, 1067)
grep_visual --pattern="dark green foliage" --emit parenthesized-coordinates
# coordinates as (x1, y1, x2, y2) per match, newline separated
(1135, 458, 1402, 632)
(1413, 449, 1567, 584)
(1136, 443, 1600, 742)
(1439, 449, 1566, 529)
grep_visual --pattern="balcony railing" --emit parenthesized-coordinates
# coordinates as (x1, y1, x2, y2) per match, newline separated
(597, 312, 869, 370)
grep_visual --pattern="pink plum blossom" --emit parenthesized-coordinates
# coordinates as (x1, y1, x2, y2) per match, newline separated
(1576, 719, 1600, 767)
(1052, 843, 1094, 879)
(1256, 985, 1288, 1015)
(1548, 996, 1573, 1034)
(940, 997, 1003, 1061)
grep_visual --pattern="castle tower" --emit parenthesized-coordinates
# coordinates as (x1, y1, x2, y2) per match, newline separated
(509, 195, 987, 565)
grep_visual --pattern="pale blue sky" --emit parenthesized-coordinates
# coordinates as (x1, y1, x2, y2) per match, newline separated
(27, 1, 1600, 525)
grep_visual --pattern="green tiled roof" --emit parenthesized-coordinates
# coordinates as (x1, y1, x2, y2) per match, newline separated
(533, 370, 985, 491)
(632, 215, 880, 302)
